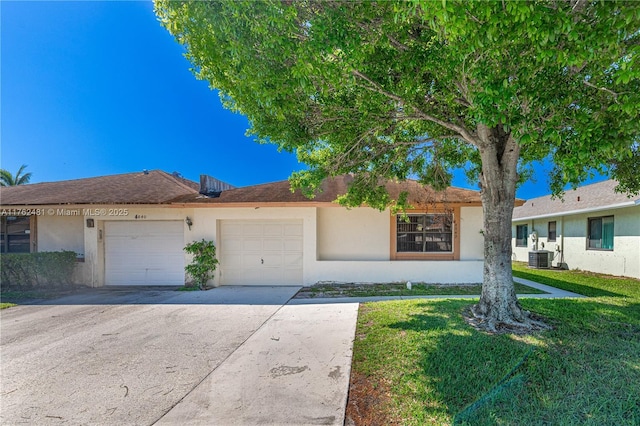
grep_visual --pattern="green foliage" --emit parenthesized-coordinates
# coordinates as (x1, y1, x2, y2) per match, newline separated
(0, 251, 77, 289)
(184, 239, 219, 289)
(0, 164, 32, 186)
(155, 0, 640, 199)
(156, 0, 640, 320)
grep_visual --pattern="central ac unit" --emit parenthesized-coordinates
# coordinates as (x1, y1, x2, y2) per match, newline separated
(528, 250, 552, 269)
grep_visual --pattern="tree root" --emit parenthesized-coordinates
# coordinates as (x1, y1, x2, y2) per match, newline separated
(463, 306, 552, 335)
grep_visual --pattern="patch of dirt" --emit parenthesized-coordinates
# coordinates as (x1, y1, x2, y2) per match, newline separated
(345, 371, 398, 426)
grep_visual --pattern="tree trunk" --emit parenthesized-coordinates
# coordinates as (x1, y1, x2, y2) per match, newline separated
(471, 124, 538, 332)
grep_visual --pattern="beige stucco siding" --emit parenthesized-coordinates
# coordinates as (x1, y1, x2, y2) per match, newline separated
(37, 215, 84, 254)
(512, 206, 640, 279)
(316, 207, 390, 261)
(13, 203, 487, 287)
(306, 260, 483, 284)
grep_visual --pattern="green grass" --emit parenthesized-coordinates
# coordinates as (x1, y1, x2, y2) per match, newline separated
(296, 281, 545, 298)
(0, 302, 17, 310)
(348, 267, 640, 425)
(513, 261, 640, 298)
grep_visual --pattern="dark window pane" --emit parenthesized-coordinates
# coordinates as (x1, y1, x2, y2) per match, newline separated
(397, 214, 453, 253)
(548, 221, 556, 242)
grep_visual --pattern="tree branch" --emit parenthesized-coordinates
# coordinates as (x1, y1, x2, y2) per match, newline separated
(351, 70, 479, 146)
(583, 80, 621, 99)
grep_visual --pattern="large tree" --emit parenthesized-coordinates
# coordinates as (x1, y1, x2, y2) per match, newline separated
(1, 164, 32, 186)
(155, 0, 640, 331)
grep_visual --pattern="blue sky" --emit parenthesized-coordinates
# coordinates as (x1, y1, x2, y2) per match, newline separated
(1, 1, 594, 199)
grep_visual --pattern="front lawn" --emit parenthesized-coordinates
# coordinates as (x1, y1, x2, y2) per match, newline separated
(347, 267, 640, 425)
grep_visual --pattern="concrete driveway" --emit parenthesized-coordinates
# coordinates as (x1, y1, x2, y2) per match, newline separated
(0, 287, 359, 425)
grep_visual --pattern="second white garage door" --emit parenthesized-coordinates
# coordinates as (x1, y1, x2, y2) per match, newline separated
(105, 221, 185, 286)
(220, 220, 303, 285)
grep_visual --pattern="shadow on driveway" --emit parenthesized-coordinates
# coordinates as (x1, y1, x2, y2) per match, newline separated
(5, 285, 301, 306)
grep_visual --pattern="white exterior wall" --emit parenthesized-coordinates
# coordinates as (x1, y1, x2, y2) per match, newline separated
(460, 206, 484, 260)
(23, 203, 486, 286)
(38, 215, 84, 254)
(306, 260, 483, 284)
(37, 214, 86, 284)
(513, 206, 640, 279)
(316, 207, 389, 260)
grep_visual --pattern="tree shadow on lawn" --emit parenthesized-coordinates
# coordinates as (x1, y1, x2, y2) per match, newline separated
(514, 270, 623, 298)
(364, 297, 640, 425)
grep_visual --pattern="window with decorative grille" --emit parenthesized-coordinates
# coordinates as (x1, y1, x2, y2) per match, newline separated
(396, 213, 453, 253)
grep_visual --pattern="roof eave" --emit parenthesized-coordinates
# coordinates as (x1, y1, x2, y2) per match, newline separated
(512, 200, 638, 222)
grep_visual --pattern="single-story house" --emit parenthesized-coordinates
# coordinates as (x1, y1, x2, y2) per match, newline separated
(512, 179, 640, 279)
(1, 170, 488, 287)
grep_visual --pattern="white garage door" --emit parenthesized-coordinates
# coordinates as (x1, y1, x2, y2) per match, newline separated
(105, 221, 184, 286)
(220, 220, 303, 286)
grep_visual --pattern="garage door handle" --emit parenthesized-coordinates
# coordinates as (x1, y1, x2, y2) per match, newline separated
(261, 258, 264, 264)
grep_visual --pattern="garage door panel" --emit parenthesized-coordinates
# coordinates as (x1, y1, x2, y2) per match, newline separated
(262, 254, 282, 267)
(105, 221, 184, 286)
(223, 223, 243, 236)
(263, 239, 284, 251)
(220, 220, 303, 286)
(224, 253, 244, 268)
(283, 239, 303, 251)
(263, 224, 283, 236)
(242, 238, 263, 250)
(243, 254, 263, 266)
(284, 254, 303, 267)
(243, 224, 264, 235)
(221, 238, 243, 251)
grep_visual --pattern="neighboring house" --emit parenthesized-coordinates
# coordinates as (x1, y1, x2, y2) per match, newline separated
(1, 170, 488, 287)
(512, 180, 640, 279)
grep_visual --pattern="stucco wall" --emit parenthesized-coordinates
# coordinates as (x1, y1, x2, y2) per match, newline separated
(513, 206, 640, 279)
(37, 214, 84, 254)
(307, 260, 484, 284)
(316, 207, 390, 261)
(25, 203, 487, 287)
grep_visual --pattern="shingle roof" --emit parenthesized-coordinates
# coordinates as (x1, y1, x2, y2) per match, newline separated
(1, 172, 483, 207)
(0, 170, 199, 205)
(512, 179, 639, 220)
(174, 175, 483, 206)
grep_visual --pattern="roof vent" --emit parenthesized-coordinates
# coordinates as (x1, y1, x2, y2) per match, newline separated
(143, 169, 149, 175)
(199, 175, 235, 198)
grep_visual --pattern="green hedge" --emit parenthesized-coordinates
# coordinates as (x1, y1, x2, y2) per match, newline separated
(1, 251, 77, 289)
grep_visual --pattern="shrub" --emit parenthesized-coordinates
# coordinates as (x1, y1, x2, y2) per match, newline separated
(184, 240, 219, 289)
(0, 251, 77, 290)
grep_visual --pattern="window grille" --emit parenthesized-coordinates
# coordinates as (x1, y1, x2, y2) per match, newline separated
(396, 213, 453, 253)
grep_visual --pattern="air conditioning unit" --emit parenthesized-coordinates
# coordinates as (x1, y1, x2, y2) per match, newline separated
(528, 250, 552, 269)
